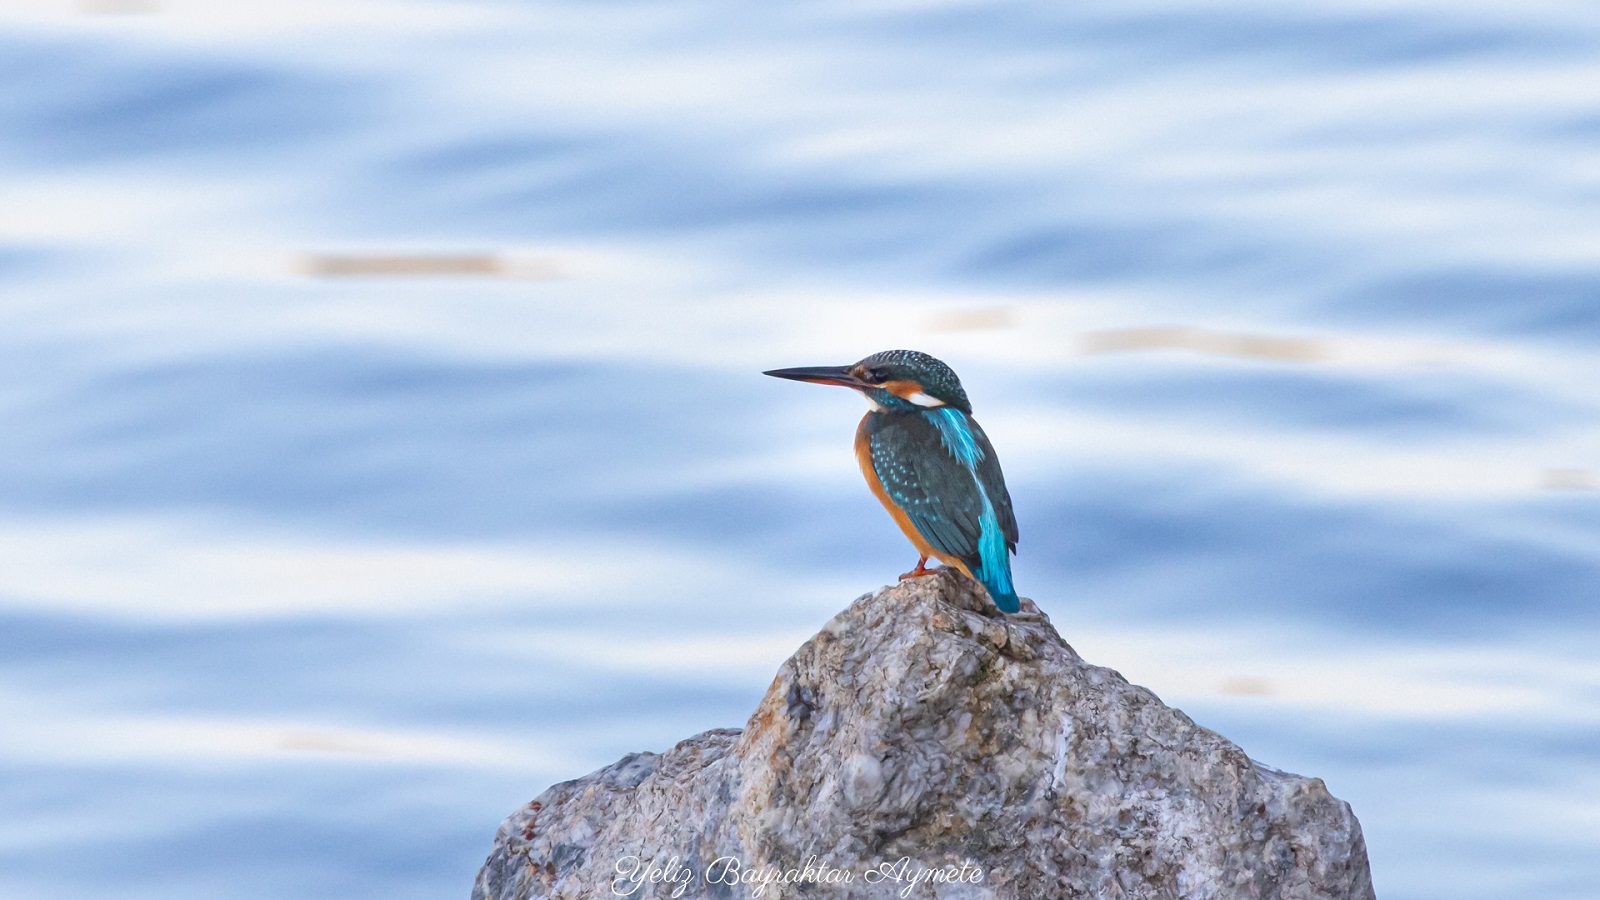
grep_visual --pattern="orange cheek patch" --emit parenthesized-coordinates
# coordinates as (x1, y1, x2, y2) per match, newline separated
(881, 380, 925, 399)
(882, 380, 944, 407)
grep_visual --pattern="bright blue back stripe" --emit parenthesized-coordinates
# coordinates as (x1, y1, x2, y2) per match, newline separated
(931, 407, 984, 467)
(927, 408, 1015, 610)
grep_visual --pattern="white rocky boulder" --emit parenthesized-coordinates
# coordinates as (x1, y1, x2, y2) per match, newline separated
(473, 570, 1374, 899)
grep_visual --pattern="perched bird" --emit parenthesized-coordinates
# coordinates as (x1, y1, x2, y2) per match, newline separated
(765, 350, 1020, 613)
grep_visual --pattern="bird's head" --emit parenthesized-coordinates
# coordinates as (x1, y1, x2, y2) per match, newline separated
(764, 349, 972, 414)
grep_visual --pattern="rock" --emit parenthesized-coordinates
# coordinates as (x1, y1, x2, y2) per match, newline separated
(473, 570, 1374, 899)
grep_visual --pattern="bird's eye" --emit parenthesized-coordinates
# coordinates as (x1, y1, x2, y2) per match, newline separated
(866, 367, 889, 383)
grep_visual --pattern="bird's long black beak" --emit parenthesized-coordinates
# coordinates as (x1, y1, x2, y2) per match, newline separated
(762, 365, 864, 388)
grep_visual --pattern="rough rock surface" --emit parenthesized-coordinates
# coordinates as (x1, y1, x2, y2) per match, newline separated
(474, 571, 1374, 899)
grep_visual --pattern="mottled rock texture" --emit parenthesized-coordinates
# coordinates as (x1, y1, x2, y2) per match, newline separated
(474, 571, 1374, 899)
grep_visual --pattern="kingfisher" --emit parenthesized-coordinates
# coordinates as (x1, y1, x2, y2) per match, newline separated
(765, 350, 1020, 613)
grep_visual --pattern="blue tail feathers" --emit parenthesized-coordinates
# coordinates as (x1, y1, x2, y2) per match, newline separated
(987, 584, 1020, 613)
(975, 496, 1018, 613)
(976, 566, 1020, 613)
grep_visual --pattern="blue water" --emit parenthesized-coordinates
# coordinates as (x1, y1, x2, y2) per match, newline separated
(2, 2, 1598, 898)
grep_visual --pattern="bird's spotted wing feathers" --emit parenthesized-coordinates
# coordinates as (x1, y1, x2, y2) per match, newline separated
(866, 410, 1016, 566)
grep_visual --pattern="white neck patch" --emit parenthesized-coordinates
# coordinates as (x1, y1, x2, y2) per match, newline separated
(906, 391, 945, 407)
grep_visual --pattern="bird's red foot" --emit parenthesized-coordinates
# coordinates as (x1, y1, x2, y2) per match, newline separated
(899, 557, 936, 580)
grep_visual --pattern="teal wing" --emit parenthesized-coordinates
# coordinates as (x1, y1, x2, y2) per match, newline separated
(866, 409, 1019, 611)
(867, 412, 985, 562)
(968, 417, 1019, 551)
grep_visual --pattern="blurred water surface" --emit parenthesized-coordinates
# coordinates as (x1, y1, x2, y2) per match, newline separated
(1, 1, 1598, 898)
